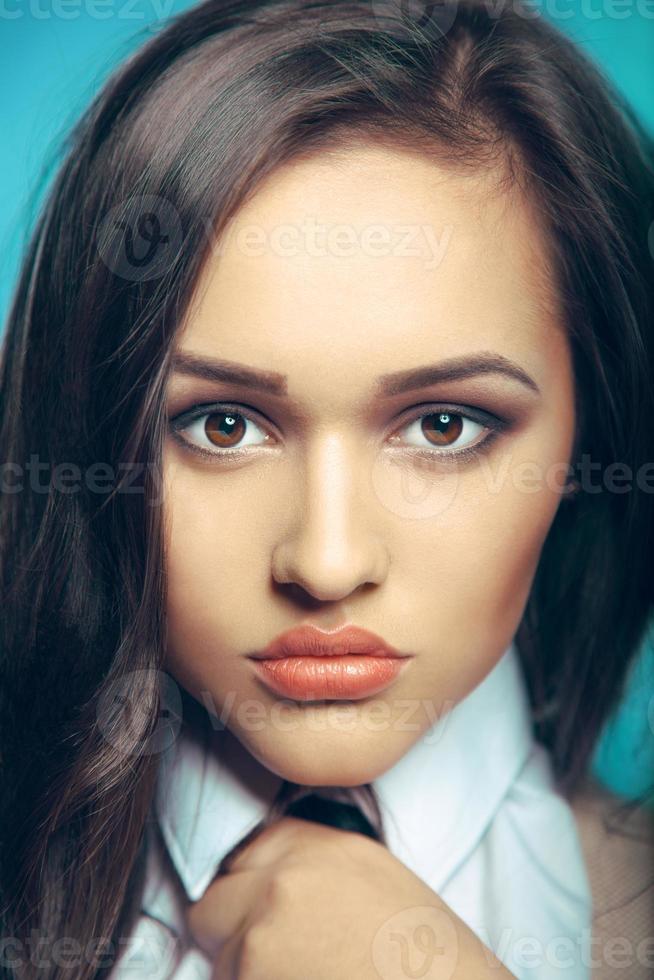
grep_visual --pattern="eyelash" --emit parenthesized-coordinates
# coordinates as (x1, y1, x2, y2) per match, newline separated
(167, 401, 508, 464)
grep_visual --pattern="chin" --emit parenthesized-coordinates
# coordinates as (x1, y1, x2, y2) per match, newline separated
(243, 733, 397, 788)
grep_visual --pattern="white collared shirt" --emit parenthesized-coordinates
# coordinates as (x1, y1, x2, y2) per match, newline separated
(109, 641, 593, 979)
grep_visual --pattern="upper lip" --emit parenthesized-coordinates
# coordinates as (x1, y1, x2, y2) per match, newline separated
(250, 624, 410, 660)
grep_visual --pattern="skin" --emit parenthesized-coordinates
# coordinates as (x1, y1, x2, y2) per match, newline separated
(186, 815, 515, 979)
(163, 142, 576, 787)
(162, 142, 575, 977)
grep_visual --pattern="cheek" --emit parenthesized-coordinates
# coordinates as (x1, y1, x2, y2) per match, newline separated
(401, 458, 564, 652)
(446, 403, 574, 633)
(471, 482, 558, 628)
(162, 454, 283, 695)
(391, 477, 559, 710)
(162, 462, 247, 685)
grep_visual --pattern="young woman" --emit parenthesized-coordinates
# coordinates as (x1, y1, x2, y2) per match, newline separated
(1, 1, 653, 978)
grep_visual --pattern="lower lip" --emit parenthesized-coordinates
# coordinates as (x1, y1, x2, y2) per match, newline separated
(250, 655, 409, 701)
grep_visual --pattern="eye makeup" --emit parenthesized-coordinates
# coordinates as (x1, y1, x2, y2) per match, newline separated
(167, 398, 511, 465)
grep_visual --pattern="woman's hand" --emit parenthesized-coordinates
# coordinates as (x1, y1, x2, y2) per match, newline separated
(185, 814, 515, 979)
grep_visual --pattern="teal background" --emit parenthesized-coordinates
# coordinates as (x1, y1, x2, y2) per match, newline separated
(1, 1, 653, 803)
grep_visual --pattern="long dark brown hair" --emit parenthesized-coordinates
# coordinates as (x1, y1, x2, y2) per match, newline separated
(2, 0, 654, 976)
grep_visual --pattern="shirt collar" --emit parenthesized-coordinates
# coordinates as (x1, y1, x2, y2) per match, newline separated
(154, 638, 534, 902)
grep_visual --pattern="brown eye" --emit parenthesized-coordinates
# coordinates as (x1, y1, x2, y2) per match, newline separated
(205, 412, 247, 449)
(392, 408, 488, 456)
(420, 412, 464, 447)
(171, 405, 271, 456)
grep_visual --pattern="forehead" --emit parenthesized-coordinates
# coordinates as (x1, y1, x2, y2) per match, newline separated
(176, 145, 565, 407)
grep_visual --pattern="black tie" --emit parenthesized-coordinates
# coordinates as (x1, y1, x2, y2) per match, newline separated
(282, 792, 382, 841)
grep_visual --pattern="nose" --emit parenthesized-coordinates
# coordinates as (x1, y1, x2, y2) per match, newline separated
(271, 436, 389, 603)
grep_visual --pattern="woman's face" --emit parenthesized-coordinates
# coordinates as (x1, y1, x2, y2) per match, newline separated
(162, 143, 575, 786)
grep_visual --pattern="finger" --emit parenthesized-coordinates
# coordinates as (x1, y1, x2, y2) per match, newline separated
(224, 814, 311, 872)
(187, 817, 340, 958)
(209, 928, 244, 980)
(186, 867, 257, 956)
(185, 820, 297, 955)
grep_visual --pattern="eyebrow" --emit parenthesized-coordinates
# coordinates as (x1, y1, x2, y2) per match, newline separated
(376, 352, 540, 397)
(172, 349, 540, 397)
